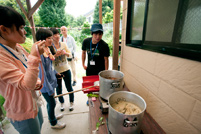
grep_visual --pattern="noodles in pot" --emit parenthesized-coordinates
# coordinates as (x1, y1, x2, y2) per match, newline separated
(111, 100, 141, 115)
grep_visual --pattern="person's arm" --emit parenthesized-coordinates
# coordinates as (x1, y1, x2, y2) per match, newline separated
(0, 53, 40, 91)
(104, 57, 109, 70)
(62, 42, 72, 58)
(82, 50, 87, 70)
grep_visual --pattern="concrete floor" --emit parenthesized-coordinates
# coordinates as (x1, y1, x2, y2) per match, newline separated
(3, 78, 90, 134)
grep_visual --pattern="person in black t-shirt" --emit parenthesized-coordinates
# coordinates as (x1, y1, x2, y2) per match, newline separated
(82, 23, 110, 76)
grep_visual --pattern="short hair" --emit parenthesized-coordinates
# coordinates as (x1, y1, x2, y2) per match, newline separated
(0, 5, 25, 30)
(36, 28, 53, 41)
(91, 31, 103, 35)
(49, 28, 60, 35)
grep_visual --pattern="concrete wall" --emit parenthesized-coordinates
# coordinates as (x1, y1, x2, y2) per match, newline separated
(120, 0, 201, 134)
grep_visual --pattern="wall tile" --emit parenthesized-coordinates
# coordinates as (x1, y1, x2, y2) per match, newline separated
(122, 57, 160, 95)
(158, 80, 196, 120)
(147, 92, 200, 134)
(123, 47, 158, 74)
(122, 69, 149, 102)
(155, 54, 201, 101)
(189, 101, 201, 132)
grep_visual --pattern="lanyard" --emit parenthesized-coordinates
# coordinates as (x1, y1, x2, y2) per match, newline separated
(0, 43, 44, 86)
(90, 40, 99, 60)
(52, 42, 61, 51)
(52, 42, 62, 60)
(0, 43, 27, 68)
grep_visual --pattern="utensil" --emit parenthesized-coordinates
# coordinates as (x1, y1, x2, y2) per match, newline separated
(99, 70, 124, 100)
(54, 81, 99, 98)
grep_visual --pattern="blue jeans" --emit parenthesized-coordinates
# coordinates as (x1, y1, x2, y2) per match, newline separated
(42, 93, 57, 126)
(56, 70, 74, 103)
(10, 107, 43, 134)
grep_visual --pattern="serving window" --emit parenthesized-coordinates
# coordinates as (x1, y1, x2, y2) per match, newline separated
(126, 0, 201, 62)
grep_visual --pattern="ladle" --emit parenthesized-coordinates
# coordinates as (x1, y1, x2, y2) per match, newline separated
(54, 81, 99, 98)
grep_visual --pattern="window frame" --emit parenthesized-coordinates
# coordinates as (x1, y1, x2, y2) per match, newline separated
(126, 0, 201, 62)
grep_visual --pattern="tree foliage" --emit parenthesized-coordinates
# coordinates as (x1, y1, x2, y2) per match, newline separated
(103, 8, 123, 24)
(0, 0, 26, 14)
(103, 10, 113, 24)
(66, 15, 86, 28)
(78, 22, 91, 43)
(93, 0, 114, 23)
(66, 13, 75, 27)
(76, 16, 86, 27)
(38, 0, 67, 27)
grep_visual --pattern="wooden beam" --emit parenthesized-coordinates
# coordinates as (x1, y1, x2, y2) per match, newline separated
(28, 0, 44, 19)
(26, 0, 36, 42)
(16, 0, 28, 20)
(99, 0, 102, 24)
(112, 0, 121, 70)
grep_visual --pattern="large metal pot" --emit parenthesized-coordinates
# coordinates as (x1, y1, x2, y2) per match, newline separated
(108, 91, 146, 134)
(99, 70, 124, 100)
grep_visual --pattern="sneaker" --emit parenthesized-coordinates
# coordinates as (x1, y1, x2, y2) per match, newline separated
(56, 114, 63, 120)
(60, 103, 64, 111)
(72, 81, 76, 86)
(51, 121, 66, 129)
(69, 102, 74, 111)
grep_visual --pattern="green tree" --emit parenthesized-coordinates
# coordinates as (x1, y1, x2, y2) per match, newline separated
(93, 0, 114, 23)
(65, 15, 85, 28)
(66, 13, 75, 27)
(103, 10, 113, 24)
(103, 8, 123, 24)
(38, 0, 67, 27)
(79, 22, 91, 43)
(76, 15, 86, 27)
(33, 12, 42, 27)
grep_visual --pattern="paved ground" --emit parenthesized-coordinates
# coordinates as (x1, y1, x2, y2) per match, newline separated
(3, 78, 90, 134)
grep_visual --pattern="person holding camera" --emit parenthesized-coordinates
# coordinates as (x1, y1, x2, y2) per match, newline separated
(60, 26, 77, 86)
(50, 28, 75, 112)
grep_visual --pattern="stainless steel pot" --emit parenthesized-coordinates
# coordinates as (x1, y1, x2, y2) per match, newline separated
(99, 70, 124, 100)
(108, 91, 146, 134)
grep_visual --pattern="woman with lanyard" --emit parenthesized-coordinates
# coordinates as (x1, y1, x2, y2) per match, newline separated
(49, 28, 75, 112)
(82, 23, 110, 76)
(0, 6, 45, 134)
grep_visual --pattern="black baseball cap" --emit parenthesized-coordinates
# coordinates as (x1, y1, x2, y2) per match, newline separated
(91, 23, 103, 32)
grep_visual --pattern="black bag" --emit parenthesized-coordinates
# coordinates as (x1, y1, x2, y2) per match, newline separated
(67, 52, 74, 61)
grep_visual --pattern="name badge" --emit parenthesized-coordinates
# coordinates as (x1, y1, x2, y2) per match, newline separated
(90, 60, 95, 65)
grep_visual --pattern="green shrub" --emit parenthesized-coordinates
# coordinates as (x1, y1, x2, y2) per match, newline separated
(0, 95, 6, 118)
(20, 37, 33, 53)
(103, 30, 113, 55)
(0, 95, 5, 106)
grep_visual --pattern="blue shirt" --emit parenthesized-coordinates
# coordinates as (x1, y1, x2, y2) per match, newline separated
(39, 55, 57, 96)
